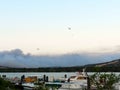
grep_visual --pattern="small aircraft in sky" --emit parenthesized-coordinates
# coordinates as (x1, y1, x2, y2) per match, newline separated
(68, 27, 71, 30)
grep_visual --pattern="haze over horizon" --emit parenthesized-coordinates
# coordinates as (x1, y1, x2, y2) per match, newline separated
(0, 49, 120, 68)
(0, 0, 120, 67)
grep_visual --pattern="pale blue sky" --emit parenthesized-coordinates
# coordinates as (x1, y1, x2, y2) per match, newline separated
(0, 0, 120, 55)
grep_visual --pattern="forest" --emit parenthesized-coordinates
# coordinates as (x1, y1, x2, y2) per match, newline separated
(0, 66, 120, 72)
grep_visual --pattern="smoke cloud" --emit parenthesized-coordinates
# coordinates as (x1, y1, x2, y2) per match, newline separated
(0, 49, 120, 68)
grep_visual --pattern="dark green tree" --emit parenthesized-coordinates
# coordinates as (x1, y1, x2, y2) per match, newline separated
(0, 77, 15, 90)
(90, 72, 120, 90)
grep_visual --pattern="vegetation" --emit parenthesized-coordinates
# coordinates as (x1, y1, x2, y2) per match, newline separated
(0, 77, 49, 90)
(0, 59, 120, 72)
(0, 66, 120, 72)
(36, 85, 49, 90)
(0, 77, 16, 90)
(90, 71, 120, 90)
(34, 82, 49, 90)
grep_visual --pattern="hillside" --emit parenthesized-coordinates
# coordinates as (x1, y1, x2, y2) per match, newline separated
(95, 59, 120, 67)
(86, 59, 120, 67)
(0, 66, 9, 68)
(0, 59, 120, 72)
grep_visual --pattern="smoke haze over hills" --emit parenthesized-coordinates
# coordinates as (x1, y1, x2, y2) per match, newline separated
(0, 49, 120, 68)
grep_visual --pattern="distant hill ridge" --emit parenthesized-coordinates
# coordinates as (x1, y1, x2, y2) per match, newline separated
(0, 66, 8, 68)
(85, 59, 120, 67)
(1, 59, 120, 68)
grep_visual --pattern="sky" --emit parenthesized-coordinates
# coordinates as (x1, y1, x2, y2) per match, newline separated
(0, 0, 120, 55)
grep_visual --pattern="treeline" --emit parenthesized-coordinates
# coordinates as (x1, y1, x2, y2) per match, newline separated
(0, 67, 83, 72)
(0, 66, 120, 72)
(86, 66, 120, 72)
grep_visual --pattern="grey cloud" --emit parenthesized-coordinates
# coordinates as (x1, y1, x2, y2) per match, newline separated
(0, 49, 120, 68)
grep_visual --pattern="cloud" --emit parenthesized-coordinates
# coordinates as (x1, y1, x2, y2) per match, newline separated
(94, 45, 120, 53)
(0, 49, 120, 68)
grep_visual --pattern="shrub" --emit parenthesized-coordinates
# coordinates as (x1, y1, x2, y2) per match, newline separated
(90, 72, 120, 90)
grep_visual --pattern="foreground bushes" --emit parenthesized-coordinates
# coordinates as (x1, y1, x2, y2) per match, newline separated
(0, 77, 16, 90)
(90, 72, 120, 90)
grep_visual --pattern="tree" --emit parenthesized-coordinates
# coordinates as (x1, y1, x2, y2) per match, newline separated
(0, 77, 15, 90)
(90, 72, 120, 90)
